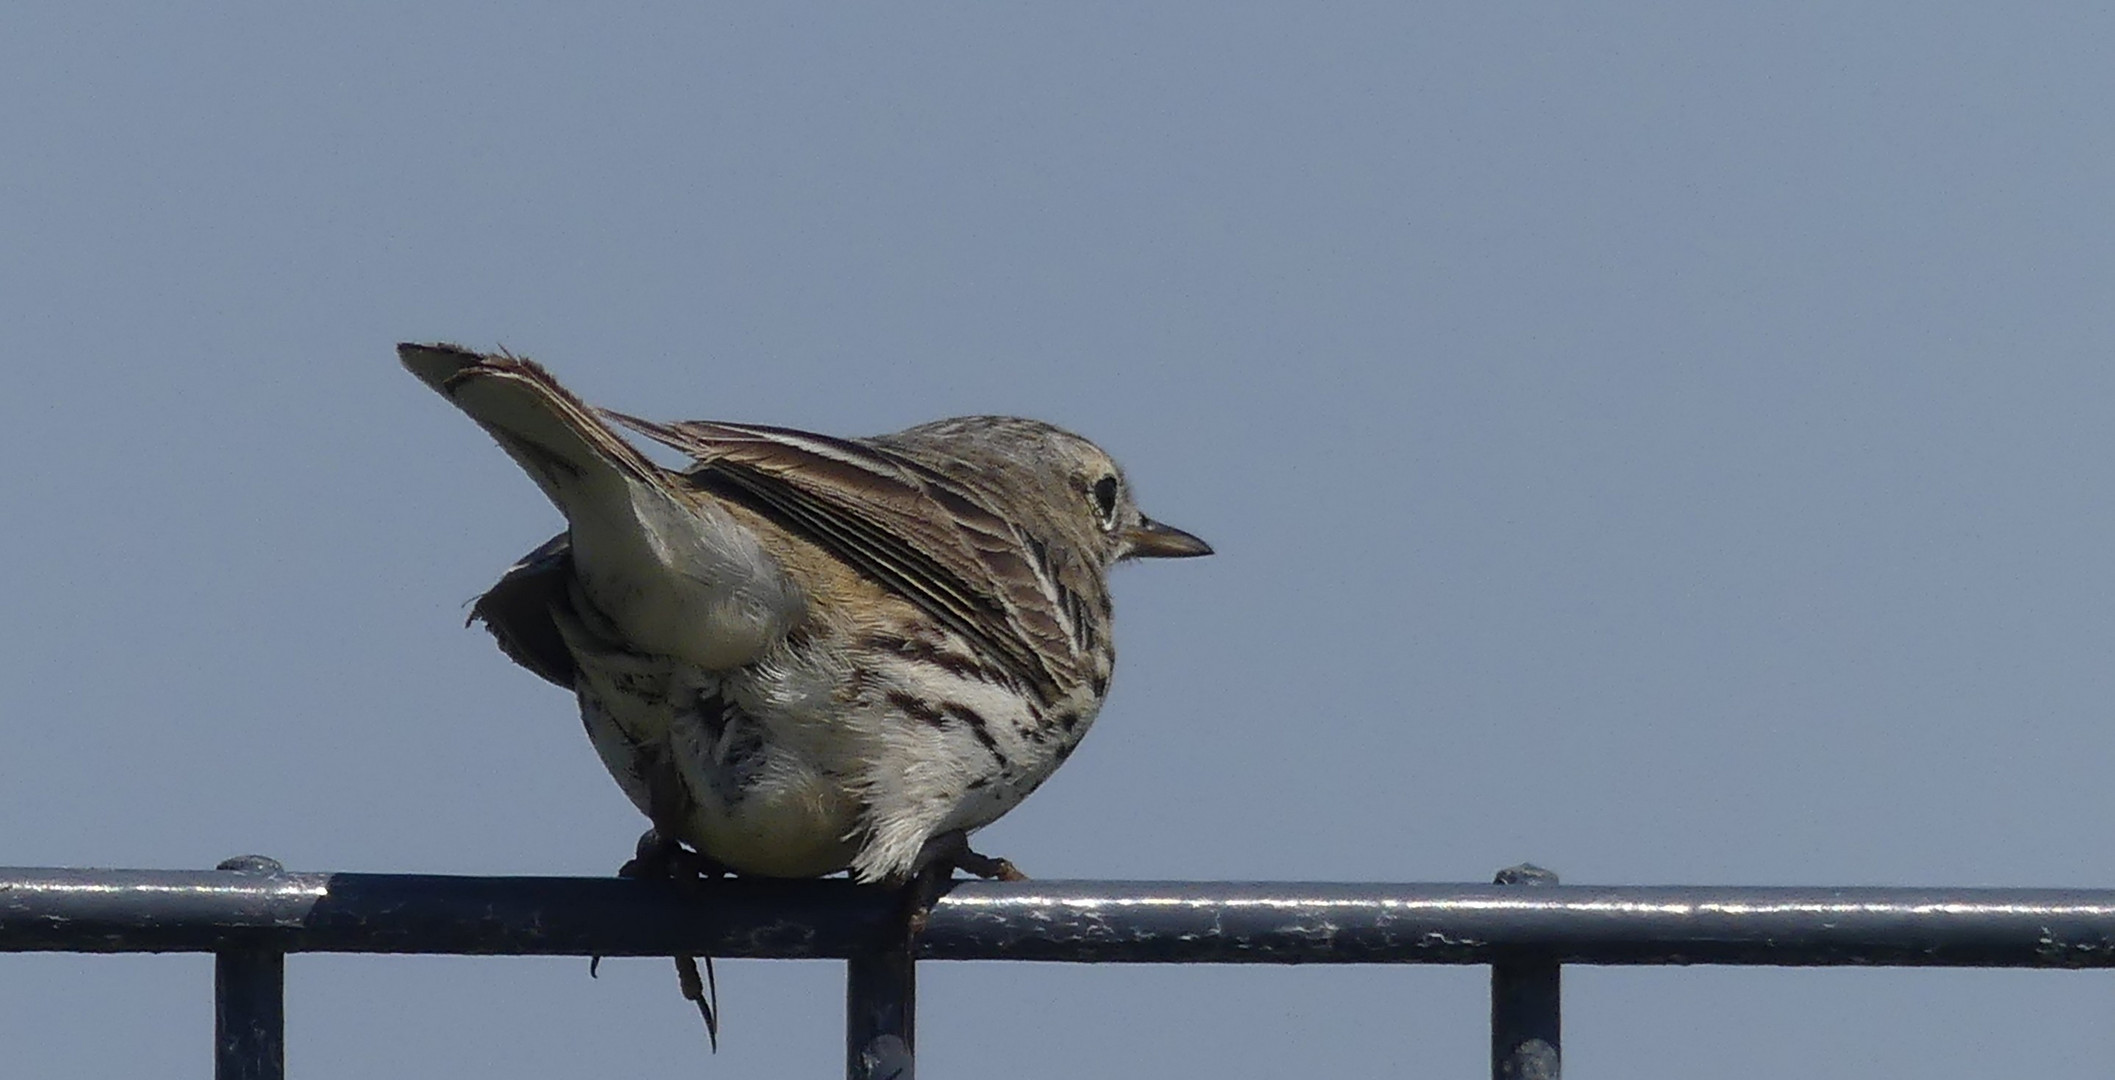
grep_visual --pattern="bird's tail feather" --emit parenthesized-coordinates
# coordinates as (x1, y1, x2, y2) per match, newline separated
(400, 342, 799, 669)
(398, 342, 668, 511)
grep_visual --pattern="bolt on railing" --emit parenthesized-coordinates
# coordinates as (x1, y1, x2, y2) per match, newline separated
(8, 859, 2115, 1079)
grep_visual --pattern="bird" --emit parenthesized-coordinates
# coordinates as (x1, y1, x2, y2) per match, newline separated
(398, 342, 1211, 890)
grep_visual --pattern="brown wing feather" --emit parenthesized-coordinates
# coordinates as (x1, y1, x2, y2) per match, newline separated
(605, 412, 1076, 698)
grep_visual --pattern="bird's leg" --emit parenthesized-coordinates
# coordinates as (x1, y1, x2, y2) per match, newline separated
(900, 829, 1029, 936)
(600, 828, 727, 1052)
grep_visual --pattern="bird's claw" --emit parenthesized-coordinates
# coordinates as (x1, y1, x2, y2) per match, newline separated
(676, 953, 720, 1052)
(596, 829, 725, 1052)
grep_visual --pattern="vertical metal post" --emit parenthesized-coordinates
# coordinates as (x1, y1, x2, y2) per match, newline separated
(846, 946, 915, 1080)
(214, 856, 286, 1080)
(1491, 864, 1560, 1080)
(216, 948, 285, 1080)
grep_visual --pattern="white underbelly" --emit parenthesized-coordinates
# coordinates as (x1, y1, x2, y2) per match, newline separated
(663, 698, 863, 877)
(679, 780, 861, 878)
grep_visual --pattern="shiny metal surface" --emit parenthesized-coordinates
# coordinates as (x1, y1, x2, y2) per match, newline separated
(11, 861, 2115, 1079)
(5, 864, 2114, 967)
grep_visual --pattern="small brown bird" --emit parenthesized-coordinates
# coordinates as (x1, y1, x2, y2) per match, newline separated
(399, 343, 1211, 889)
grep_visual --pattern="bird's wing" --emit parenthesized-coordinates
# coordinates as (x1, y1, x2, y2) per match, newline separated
(605, 412, 1076, 698)
(468, 533, 578, 688)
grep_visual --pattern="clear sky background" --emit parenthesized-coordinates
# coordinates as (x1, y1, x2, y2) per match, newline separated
(4, 4, 2112, 1077)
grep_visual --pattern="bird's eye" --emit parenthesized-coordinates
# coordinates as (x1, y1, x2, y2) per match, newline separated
(1090, 475, 1121, 530)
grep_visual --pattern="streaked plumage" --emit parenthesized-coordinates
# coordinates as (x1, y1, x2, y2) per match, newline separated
(399, 343, 1209, 884)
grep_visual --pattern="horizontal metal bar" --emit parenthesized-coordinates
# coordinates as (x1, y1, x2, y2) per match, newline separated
(6, 866, 2115, 967)
(0, 868, 897, 958)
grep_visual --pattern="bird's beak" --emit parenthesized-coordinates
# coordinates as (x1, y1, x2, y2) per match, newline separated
(1123, 517, 1214, 559)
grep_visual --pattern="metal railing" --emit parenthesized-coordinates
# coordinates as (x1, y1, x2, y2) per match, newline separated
(6, 857, 2115, 1079)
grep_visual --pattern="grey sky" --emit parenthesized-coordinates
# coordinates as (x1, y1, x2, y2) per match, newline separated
(4, 4, 2112, 1076)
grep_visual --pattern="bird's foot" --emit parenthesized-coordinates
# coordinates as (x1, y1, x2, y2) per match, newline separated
(598, 828, 725, 1052)
(901, 830, 1029, 937)
(618, 827, 730, 884)
(912, 828, 1029, 882)
(950, 848, 1027, 882)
